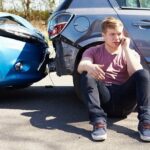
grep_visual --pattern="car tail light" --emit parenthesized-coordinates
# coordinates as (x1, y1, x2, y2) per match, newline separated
(48, 13, 73, 39)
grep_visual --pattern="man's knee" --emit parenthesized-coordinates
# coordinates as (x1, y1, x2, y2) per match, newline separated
(134, 69, 150, 81)
(81, 72, 96, 83)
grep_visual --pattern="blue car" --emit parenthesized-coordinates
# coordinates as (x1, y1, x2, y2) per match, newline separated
(48, 0, 150, 97)
(0, 12, 49, 88)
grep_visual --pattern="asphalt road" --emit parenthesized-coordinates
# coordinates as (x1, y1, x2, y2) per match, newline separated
(0, 73, 149, 150)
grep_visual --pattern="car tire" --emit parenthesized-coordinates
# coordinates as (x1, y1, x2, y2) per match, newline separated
(73, 43, 101, 101)
(11, 84, 31, 89)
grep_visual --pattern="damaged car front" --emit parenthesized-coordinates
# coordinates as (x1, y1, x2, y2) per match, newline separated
(0, 12, 49, 88)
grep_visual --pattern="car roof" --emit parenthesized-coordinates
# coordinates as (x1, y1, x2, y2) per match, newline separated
(55, 0, 73, 12)
(55, 0, 111, 12)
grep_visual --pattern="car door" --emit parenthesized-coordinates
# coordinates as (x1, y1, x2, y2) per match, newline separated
(109, 0, 150, 66)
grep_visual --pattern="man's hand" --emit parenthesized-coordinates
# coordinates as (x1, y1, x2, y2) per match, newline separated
(86, 64, 105, 80)
(121, 37, 130, 50)
(77, 58, 105, 80)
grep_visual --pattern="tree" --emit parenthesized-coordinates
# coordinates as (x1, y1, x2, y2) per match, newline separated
(21, 0, 31, 18)
(47, 0, 55, 12)
(0, 0, 3, 11)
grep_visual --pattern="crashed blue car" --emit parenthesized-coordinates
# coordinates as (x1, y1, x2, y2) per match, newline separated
(0, 12, 49, 88)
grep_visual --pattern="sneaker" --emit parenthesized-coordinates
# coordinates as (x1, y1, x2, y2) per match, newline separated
(91, 122, 107, 141)
(138, 122, 150, 142)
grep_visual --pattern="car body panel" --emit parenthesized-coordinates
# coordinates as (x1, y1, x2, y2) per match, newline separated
(0, 12, 49, 87)
(61, 0, 116, 45)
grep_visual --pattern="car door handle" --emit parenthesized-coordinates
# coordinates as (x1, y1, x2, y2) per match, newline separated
(133, 21, 150, 28)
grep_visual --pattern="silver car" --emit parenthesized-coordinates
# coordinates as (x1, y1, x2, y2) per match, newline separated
(48, 0, 150, 97)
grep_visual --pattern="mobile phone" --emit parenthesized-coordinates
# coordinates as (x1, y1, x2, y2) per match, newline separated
(120, 38, 126, 46)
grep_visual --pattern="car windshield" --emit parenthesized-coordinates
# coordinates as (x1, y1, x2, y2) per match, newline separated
(115, 0, 150, 8)
(0, 18, 20, 26)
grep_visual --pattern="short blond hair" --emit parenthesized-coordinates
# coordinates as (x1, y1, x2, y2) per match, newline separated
(101, 17, 123, 33)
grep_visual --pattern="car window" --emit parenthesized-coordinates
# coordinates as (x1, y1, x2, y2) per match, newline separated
(70, 0, 109, 8)
(55, 0, 73, 11)
(0, 18, 20, 26)
(140, 0, 150, 8)
(116, 0, 150, 8)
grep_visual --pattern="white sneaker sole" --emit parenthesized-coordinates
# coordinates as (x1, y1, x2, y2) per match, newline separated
(139, 131, 150, 142)
(91, 133, 107, 141)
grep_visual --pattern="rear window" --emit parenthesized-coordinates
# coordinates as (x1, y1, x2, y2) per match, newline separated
(116, 0, 150, 9)
(0, 18, 19, 26)
(69, 0, 110, 8)
(55, 0, 73, 11)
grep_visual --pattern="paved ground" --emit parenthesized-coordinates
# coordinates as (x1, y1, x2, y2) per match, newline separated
(0, 73, 149, 150)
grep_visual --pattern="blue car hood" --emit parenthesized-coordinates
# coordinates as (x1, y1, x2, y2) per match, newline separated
(0, 12, 48, 84)
(0, 12, 45, 43)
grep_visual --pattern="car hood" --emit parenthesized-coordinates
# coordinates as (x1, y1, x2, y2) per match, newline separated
(0, 12, 46, 43)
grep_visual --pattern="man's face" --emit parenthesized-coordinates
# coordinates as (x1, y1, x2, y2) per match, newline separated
(102, 26, 124, 51)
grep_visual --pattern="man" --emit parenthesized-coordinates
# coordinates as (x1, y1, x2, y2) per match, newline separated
(77, 17, 150, 141)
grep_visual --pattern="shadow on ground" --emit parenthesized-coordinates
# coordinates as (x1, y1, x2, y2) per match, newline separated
(0, 86, 139, 141)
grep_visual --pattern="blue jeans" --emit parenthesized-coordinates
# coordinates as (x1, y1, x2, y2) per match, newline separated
(80, 69, 150, 124)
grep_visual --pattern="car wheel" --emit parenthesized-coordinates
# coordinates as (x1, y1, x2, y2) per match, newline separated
(73, 43, 101, 101)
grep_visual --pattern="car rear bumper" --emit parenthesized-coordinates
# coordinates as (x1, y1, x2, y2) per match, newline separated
(52, 37, 79, 76)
